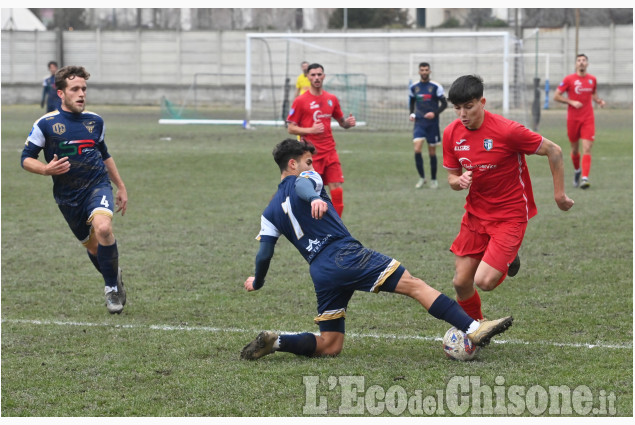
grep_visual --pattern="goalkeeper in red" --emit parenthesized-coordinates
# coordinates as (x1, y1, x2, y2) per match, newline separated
(443, 75, 574, 321)
(287, 63, 356, 217)
(554, 53, 606, 189)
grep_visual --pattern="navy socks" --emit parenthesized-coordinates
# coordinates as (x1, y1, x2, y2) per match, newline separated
(97, 241, 119, 288)
(428, 294, 474, 333)
(279, 333, 317, 357)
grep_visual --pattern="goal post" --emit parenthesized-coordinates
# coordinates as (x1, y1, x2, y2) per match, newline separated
(245, 31, 512, 130)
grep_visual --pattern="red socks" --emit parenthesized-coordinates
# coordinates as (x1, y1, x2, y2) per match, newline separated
(571, 152, 580, 171)
(457, 290, 483, 321)
(582, 154, 592, 179)
(330, 187, 344, 217)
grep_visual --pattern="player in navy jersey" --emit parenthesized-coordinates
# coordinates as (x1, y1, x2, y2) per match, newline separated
(21, 66, 128, 314)
(240, 138, 513, 360)
(41, 61, 61, 113)
(409, 62, 447, 189)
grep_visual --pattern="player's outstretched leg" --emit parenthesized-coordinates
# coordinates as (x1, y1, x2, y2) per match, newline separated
(240, 331, 321, 360)
(466, 316, 513, 347)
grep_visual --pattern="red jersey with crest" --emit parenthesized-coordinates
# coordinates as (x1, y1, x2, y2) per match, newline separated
(557, 73, 597, 122)
(443, 110, 544, 222)
(287, 90, 344, 158)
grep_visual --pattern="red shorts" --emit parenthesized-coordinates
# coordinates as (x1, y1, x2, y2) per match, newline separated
(450, 212, 527, 274)
(567, 119, 595, 143)
(312, 150, 344, 185)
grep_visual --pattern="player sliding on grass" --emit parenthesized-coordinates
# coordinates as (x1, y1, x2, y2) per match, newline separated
(442, 75, 574, 321)
(240, 138, 512, 360)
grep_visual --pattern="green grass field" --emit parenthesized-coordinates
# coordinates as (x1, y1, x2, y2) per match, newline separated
(1, 104, 632, 417)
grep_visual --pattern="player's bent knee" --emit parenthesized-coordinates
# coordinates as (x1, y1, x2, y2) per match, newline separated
(316, 333, 344, 357)
(474, 278, 497, 292)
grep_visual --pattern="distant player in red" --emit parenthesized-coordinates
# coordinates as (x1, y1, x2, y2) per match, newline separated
(287, 63, 356, 217)
(443, 75, 574, 321)
(554, 54, 606, 189)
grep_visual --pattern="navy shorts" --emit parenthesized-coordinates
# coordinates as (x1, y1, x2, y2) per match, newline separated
(309, 239, 406, 333)
(58, 184, 114, 245)
(413, 123, 441, 145)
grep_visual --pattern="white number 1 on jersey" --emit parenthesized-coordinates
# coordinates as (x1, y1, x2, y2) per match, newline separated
(281, 196, 304, 240)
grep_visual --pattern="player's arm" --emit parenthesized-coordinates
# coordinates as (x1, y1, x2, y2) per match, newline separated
(437, 95, 448, 115)
(447, 168, 472, 191)
(554, 88, 582, 109)
(245, 239, 276, 291)
(287, 121, 325, 136)
(534, 138, 574, 211)
(296, 175, 328, 219)
(336, 113, 355, 129)
(21, 130, 70, 176)
(593, 92, 606, 108)
(41, 84, 47, 108)
(103, 157, 128, 216)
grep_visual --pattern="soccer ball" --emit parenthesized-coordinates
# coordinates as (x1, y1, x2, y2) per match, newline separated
(442, 326, 480, 361)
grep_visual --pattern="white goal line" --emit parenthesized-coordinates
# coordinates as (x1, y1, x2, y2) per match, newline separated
(2, 318, 631, 351)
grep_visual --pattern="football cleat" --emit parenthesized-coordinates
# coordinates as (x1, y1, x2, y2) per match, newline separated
(573, 169, 582, 188)
(467, 316, 513, 347)
(415, 178, 426, 189)
(507, 254, 520, 277)
(105, 289, 123, 314)
(240, 331, 278, 360)
(580, 178, 590, 189)
(430, 180, 439, 189)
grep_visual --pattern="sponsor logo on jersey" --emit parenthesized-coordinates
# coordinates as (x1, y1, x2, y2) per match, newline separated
(310, 101, 319, 109)
(313, 111, 332, 121)
(289, 108, 295, 115)
(306, 238, 321, 252)
(83, 120, 96, 133)
(52, 123, 66, 135)
(58, 139, 96, 157)
(455, 145, 470, 151)
(483, 139, 493, 151)
(456, 139, 467, 145)
(574, 79, 593, 95)
(459, 157, 497, 171)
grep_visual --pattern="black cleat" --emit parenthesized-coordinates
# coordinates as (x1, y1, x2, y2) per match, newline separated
(508, 254, 521, 277)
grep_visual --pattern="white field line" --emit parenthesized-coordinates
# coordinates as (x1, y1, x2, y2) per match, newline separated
(2, 318, 631, 351)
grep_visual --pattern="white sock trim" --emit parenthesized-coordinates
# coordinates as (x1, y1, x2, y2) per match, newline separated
(465, 321, 480, 335)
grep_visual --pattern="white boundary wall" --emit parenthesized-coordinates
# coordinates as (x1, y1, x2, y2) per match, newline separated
(2, 25, 632, 108)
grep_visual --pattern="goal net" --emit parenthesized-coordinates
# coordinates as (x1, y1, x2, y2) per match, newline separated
(162, 31, 544, 131)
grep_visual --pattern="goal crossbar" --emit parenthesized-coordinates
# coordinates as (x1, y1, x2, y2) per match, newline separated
(245, 31, 511, 126)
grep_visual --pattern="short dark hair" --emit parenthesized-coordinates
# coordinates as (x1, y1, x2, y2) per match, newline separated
(576, 53, 588, 60)
(48, 61, 58, 68)
(272, 138, 316, 172)
(419, 62, 430, 68)
(307, 63, 324, 73)
(448, 75, 484, 105)
(55, 66, 90, 92)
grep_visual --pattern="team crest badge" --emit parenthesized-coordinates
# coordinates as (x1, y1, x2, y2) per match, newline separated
(328, 99, 333, 107)
(83, 120, 96, 133)
(52, 123, 66, 135)
(483, 139, 493, 151)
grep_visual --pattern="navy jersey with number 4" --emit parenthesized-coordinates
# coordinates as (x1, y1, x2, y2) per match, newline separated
(258, 170, 355, 263)
(21, 109, 112, 207)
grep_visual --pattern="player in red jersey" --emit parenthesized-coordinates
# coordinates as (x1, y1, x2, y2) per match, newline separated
(554, 54, 606, 189)
(443, 75, 574, 321)
(287, 63, 356, 217)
